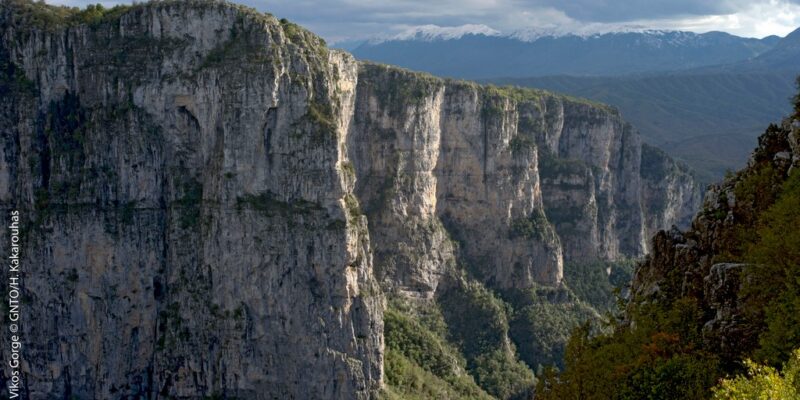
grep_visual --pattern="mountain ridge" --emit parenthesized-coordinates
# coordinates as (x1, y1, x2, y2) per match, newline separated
(350, 21, 800, 181)
(359, 25, 778, 46)
(352, 29, 779, 79)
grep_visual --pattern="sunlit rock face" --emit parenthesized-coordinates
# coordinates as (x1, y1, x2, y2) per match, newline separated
(0, 1, 700, 398)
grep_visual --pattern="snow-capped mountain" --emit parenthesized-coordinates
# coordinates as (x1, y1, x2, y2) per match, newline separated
(378, 24, 501, 43)
(351, 25, 780, 78)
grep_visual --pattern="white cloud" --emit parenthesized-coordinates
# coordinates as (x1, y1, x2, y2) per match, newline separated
(44, 0, 800, 41)
(624, 0, 800, 38)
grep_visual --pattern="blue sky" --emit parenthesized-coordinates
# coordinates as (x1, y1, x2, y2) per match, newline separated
(47, 0, 800, 43)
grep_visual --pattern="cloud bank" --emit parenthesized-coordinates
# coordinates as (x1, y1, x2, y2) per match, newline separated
(46, 0, 800, 43)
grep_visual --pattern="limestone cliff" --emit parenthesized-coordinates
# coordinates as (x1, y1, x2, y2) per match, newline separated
(0, 1, 701, 398)
(640, 143, 700, 238)
(350, 66, 564, 295)
(349, 69, 700, 296)
(0, 2, 382, 398)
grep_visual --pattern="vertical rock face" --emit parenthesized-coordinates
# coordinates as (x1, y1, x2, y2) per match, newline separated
(537, 102, 701, 263)
(640, 143, 701, 237)
(537, 101, 645, 262)
(0, 1, 702, 398)
(1, 2, 381, 399)
(347, 67, 458, 297)
(349, 66, 563, 294)
(348, 68, 701, 297)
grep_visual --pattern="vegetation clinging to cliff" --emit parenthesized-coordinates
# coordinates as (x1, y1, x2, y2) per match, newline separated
(2, 0, 278, 31)
(535, 81, 800, 400)
(382, 302, 494, 400)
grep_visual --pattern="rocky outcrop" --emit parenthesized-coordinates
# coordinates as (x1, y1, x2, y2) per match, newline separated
(0, 1, 702, 398)
(631, 114, 800, 363)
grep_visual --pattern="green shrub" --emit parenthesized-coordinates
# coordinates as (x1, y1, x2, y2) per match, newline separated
(384, 308, 461, 379)
(383, 303, 492, 399)
(235, 192, 322, 217)
(383, 349, 491, 400)
(563, 260, 634, 312)
(509, 210, 548, 240)
(438, 281, 536, 399)
(507, 286, 601, 370)
(471, 349, 535, 400)
(739, 169, 800, 365)
(307, 100, 337, 138)
(509, 135, 535, 156)
(712, 349, 800, 400)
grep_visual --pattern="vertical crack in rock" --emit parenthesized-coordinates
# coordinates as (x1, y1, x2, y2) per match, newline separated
(0, 1, 701, 398)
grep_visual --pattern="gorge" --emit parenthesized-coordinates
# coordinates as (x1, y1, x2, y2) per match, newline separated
(0, 1, 702, 398)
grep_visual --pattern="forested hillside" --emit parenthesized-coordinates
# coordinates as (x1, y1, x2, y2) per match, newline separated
(536, 80, 800, 399)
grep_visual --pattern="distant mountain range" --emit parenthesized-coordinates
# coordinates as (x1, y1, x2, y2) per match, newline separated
(725, 26, 800, 72)
(490, 29, 800, 181)
(350, 27, 800, 181)
(351, 28, 779, 79)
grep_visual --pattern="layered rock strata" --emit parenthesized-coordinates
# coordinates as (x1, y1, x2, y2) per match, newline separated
(0, 1, 701, 398)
